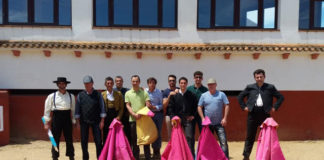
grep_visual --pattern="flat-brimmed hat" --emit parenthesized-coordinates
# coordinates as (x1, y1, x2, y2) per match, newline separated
(53, 77, 70, 84)
(207, 78, 217, 84)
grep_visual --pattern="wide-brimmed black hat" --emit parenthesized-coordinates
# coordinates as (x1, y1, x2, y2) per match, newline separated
(53, 77, 71, 84)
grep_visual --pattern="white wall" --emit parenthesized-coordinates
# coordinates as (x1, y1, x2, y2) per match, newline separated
(0, 0, 323, 44)
(0, 49, 323, 90)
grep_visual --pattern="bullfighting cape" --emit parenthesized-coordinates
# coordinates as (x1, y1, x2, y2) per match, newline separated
(196, 117, 228, 160)
(99, 119, 135, 160)
(161, 116, 194, 160)
(136, 106, 158, 145)
(256, 117, 285, 160)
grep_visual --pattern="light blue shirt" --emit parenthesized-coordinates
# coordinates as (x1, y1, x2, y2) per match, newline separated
(198, 91, 229, 125)
(146, 88, 163, 112)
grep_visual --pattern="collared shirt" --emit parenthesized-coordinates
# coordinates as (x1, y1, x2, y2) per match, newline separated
(198, 91, 229, 125)
(107, 90, 114, 101)
(145, 88, 163, 112)
(125, 88, 150, 122)
(114, 87, 129, 97)
(43, 91, 76, 123)
(179, 89, 186, 96)
(75, 89, 106, 119)
(187, 85, 208, 100)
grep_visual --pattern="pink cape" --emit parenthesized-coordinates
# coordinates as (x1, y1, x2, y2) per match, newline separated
(99, 119, 135, 160)
(196, 117, 228, 160)
(161, 116, 193, 160)
(256, 117, 285, 160)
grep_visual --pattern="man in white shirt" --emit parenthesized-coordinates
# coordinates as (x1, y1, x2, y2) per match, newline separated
(43, 77, 75, 160)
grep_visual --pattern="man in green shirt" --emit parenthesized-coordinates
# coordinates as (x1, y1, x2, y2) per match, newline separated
(187, 71, 208, 133)
(125, 75, 151, 160)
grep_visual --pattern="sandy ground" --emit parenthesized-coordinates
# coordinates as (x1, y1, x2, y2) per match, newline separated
(0, 138, 323, 160)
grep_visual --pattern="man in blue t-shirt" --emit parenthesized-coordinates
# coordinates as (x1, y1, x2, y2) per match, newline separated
(197, 78, 230, 158)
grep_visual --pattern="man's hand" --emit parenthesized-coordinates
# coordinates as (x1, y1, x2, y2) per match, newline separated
(169, 91, 177, 96)
(171, 119, 178, 127)
(99, 120, 104, 130)
(244, 107, 249, 112)
(116, 116, 120, 121)
(221, 118, 227, 127)
(44, 123, 50, 130)
(186, 116, 194, 121)
(134, 113, 142, 120)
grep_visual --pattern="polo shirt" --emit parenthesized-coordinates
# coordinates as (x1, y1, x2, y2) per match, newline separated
(187, 85, 208, 100)
(125, 88, 150, 122)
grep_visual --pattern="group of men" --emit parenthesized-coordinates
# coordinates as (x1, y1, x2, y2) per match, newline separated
(43, 69, 284, 160)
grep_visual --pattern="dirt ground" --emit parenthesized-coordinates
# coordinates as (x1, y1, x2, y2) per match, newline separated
(0, 138, 323, 160)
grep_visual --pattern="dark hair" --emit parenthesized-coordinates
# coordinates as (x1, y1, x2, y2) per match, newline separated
(147, 77, 157, 84)
(168, 74, 176, 80)
(179, 77, 188, 83)
(193, 71, 203, 77)
(115, 75, 123, 81)
(253, 69, 265, 77)
(105, 76, 114, 83)
(131, 75, 140, 82)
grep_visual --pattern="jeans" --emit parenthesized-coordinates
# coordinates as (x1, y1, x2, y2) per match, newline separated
(51, 110, 74, 159)
(243, 107, 270, 158)
(130, 122, 151, 160)
(182, 119, 195, 158)
(151, 112, 164, 154)
(80, 121, 102, 160)
(209, 124, 229, 158)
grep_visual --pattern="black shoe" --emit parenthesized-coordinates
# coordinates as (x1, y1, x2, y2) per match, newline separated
(243, 157, 250, 160)
(69, 156, 75, 160)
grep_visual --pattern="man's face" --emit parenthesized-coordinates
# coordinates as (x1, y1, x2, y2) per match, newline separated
(168, 77, 176, 88)
(254, 73, 265, 84)
(179, 79, 188, 90)
(207, 83, 217, 92)
(57, 82, 67, 90)
(148, 81, 156, 90)
(131, 77, 140, 88)
(105, 80, 114, 90)
(194, 74, 203, 85)
(84, 82, 93, 91)
(115, 78, 123, 88)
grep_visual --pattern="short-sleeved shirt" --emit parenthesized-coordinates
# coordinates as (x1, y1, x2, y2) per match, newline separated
(125, 88, 150, 122)
(198, 91, 229, 125)
(187, 85, 208, 101)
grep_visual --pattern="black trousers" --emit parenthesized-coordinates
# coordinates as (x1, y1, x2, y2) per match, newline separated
(243, 107, 270, 158)
(51, 110, 74, 159)
(130, 122, 151, 160)
(122, 108, 131, 144)
(103, 108, 118, 145)
(80, 121, 102, 160)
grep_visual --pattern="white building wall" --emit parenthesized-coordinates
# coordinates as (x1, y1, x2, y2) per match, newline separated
(0, 0, 323, 90)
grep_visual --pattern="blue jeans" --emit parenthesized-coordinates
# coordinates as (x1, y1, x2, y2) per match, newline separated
(80, 121, 102, 160)
(151, 111, 164, 153)
(209, 124, 229, 158)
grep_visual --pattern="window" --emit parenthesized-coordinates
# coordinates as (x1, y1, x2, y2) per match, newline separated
(94, 0, 177, 28)
(300, 0, 324, 29)
(0, 0, 71, 26)
(197, 0, 278, 29)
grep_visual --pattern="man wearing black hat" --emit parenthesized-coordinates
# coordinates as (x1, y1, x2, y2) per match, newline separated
(43, 77, 75, 160)
(75, 75, 106, 160)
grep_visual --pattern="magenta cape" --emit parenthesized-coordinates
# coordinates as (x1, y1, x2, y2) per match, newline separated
(99, 119, 135, 160)
(256, 117, 285, 160)
(161, 116, 193, 160)
(196, 117, 228, 160)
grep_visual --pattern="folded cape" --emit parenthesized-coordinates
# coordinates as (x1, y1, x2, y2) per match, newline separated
(136, 106, 158, 145)
(99, 119, 135, 160)
(256, 117, 285, 160)
(161, 116, 194, 160)
(196, 117, 228, 160)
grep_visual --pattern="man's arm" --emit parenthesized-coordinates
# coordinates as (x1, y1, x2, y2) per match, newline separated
(162, 91, 176, 109)
(43, 94, 53, 130)
(117, 93, 124, 120)
(221, 104, 230, 126)
(70, 94, 76, 124)
(98, 94, 106, 130)
(237, 85, 249, 111)
(197, 106, 205, 122)
(272, 86, 284, 111)
(126, 102, 141, 119)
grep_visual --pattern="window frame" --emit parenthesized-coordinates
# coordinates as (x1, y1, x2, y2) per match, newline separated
(0, 0, 71, 26)
(197, 0, 278, 30)
(304, 0, 324, 30)
(93, 0, 178, 29)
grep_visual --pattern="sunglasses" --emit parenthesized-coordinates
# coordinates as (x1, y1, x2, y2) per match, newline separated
(168, 80, 176, 82)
